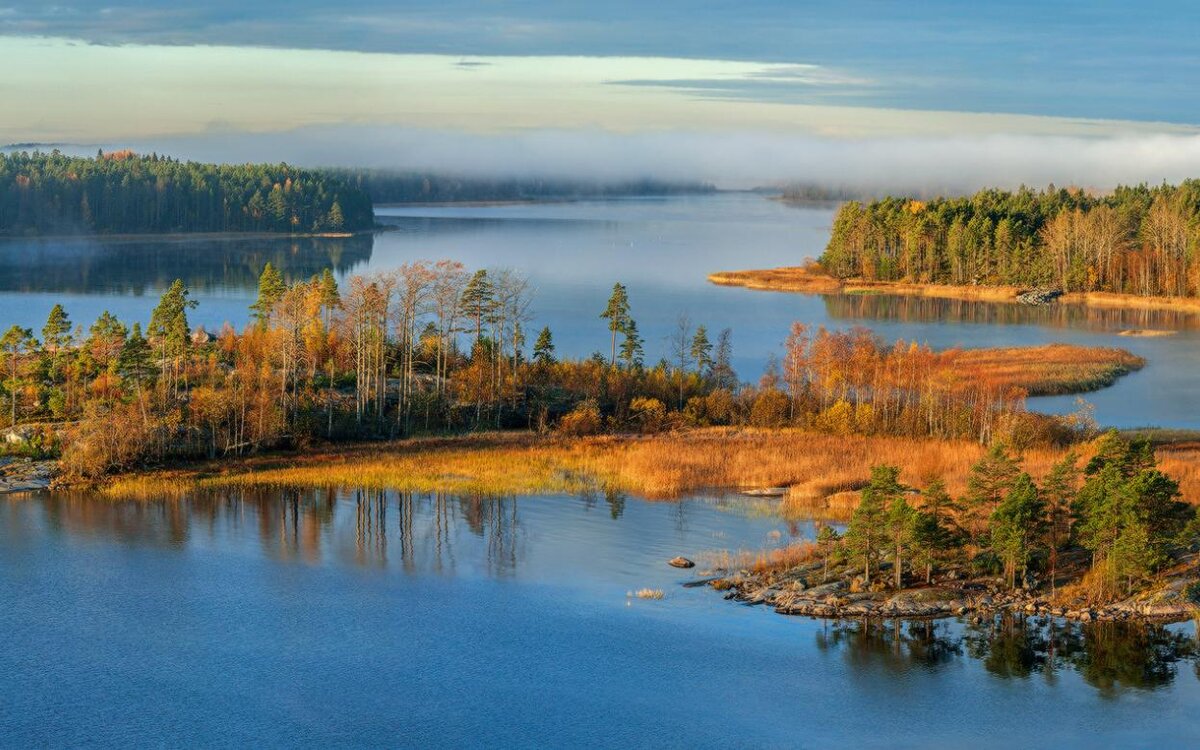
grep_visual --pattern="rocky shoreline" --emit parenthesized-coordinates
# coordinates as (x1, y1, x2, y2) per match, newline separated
(0, 457, 56, 493)
(698, 561, 1199, 624)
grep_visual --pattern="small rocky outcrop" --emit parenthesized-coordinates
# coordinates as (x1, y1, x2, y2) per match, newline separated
(668, 556, 696, 569)
(0, 456, 56, 493)
(1016, 288, 1063, 305)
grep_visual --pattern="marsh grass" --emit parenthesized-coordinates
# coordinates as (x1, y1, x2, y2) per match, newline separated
(102, 428, 1200, 515)
(945, 344, 1145, 396)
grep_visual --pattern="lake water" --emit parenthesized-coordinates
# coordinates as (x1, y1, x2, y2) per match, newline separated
(0, 193, 1195, 428)
(2, 489, 1198, 748)
(4, 195, 1200, 746)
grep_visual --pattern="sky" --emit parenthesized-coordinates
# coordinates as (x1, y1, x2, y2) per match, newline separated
(3, 1, 1200, 189)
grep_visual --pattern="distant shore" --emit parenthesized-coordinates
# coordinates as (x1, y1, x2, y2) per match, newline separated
(0, 228, 373, 243)
(709, 266, 1200, 315)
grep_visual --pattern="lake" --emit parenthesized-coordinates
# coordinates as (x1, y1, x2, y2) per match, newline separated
(0, 192, 1194, 428)
(2, 489, 1198, 748)
(3, 194, 1200, 747)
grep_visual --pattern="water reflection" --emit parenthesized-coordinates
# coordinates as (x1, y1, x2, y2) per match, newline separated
(0, 234, 373, 294)
(820, 614, 1198, 696)
(824, 293, 1200, 334)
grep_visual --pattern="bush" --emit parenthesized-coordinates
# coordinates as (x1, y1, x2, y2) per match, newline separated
(556, 400, 603, 436)
(749, 389, 789, 428)
(629, 397, 667, 433)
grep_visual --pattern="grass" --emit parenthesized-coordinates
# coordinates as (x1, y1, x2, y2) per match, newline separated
(943, 344, 1145, 396)
(104, 428, 1200, 517)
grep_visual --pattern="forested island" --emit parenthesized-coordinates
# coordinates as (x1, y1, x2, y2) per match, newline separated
(820, 181, 1200, 298)
(0, 151, 374, 235)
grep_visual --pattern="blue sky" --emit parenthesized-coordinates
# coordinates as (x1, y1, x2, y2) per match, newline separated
(3, 2, 1200, 187)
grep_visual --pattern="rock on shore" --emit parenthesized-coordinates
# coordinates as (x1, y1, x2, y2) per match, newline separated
(0, 457, 56, 493)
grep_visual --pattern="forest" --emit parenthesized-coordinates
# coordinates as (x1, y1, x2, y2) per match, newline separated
(327, 169, 715, 204)
(0, 151, 375, 235)
(819, 180, 1200, 298)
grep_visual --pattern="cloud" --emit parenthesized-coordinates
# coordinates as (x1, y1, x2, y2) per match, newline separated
(128, 124, 1200, 193)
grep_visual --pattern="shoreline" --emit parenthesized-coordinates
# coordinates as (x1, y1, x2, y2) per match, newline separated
(709, 266, 1200, 314)
(704, 558, 1200, 625)
(0, 228, 376, 244)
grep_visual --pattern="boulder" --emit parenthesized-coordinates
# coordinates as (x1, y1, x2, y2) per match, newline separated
(668, 556, 695, 569)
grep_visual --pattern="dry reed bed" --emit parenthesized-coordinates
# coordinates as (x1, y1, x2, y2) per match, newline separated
(103, 429, 1200, 514)
(945, 344, 1145, 395)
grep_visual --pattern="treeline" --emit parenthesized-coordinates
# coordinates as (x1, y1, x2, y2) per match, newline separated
(834, 433, 1196, 600)
(0, 151, 374, 235)
(820, 181, 1200, 297)
(328, 168, 716, 204)
(0, 263, 1055, 481)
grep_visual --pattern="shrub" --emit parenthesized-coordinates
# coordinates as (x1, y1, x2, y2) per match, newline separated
(556, 400, 603, 436)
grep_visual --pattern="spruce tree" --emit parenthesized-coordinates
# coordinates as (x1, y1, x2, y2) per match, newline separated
(990, 473, 1046, 589)
(533, 326, 556, 365)
(620, 319, 644, 369)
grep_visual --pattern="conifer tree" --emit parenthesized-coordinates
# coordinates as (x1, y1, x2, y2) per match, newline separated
(533, 326, 556, 365)
(251, 263, 287, 326)
(690, 325, 713, 375)
(600, 283, 631, 367)
(620, 319, 644, 369)
(845, 465, 902, 585)
(991, 473, 1046, 589)
(0, 325, 35, 426)
(42, 304, 72, 358)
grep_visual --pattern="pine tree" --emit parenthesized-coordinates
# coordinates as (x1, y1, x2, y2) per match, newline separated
(845, 465, 902, 585)
(1040, 451, 1079, 594)
(42, 304, 72, 357)
(690, 325, 713, 375)
(0, 325, 35, 426)
(148, 279, 196, 394)
(964, 442, 1020, 542)
(990, 473, 1046, 589)
(460, 269, 495, 346)
(886, 493, 918, 589)
(251, 263, 287, 326)
(600, 283, 631, 367)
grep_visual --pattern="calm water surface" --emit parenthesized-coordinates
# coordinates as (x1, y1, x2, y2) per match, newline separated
(0, 194, 1197, 427)
(1, 490, 1197, 747)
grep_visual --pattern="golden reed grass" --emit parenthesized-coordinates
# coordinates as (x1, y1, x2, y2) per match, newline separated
(103, 428, 1200, 519)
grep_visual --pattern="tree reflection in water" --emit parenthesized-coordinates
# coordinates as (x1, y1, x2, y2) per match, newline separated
(818, 613, 1198, 696)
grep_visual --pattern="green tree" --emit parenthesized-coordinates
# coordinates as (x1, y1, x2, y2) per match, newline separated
(148, 279, 197, 394)
(1040, 451, 1080, 594)
(41, 304, 72, 358)
(690, 325, 713, 374)
(0, 325, 35, 426)
(533, 326, 556, 365)
(600, 283, 631, 367)
(990, 473, 1046, 589)
(251, 262, 287, 326)
(964, 442, 1020, 542)
(845, 465, 902, 585)
(620, 319, 644, 369)
(327, 200, 345, 230)
(460, 269, 495, 346)
(886, 493, 918, 589)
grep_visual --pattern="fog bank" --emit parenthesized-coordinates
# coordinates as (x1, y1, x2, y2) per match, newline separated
(131, 125, 1200, 194)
